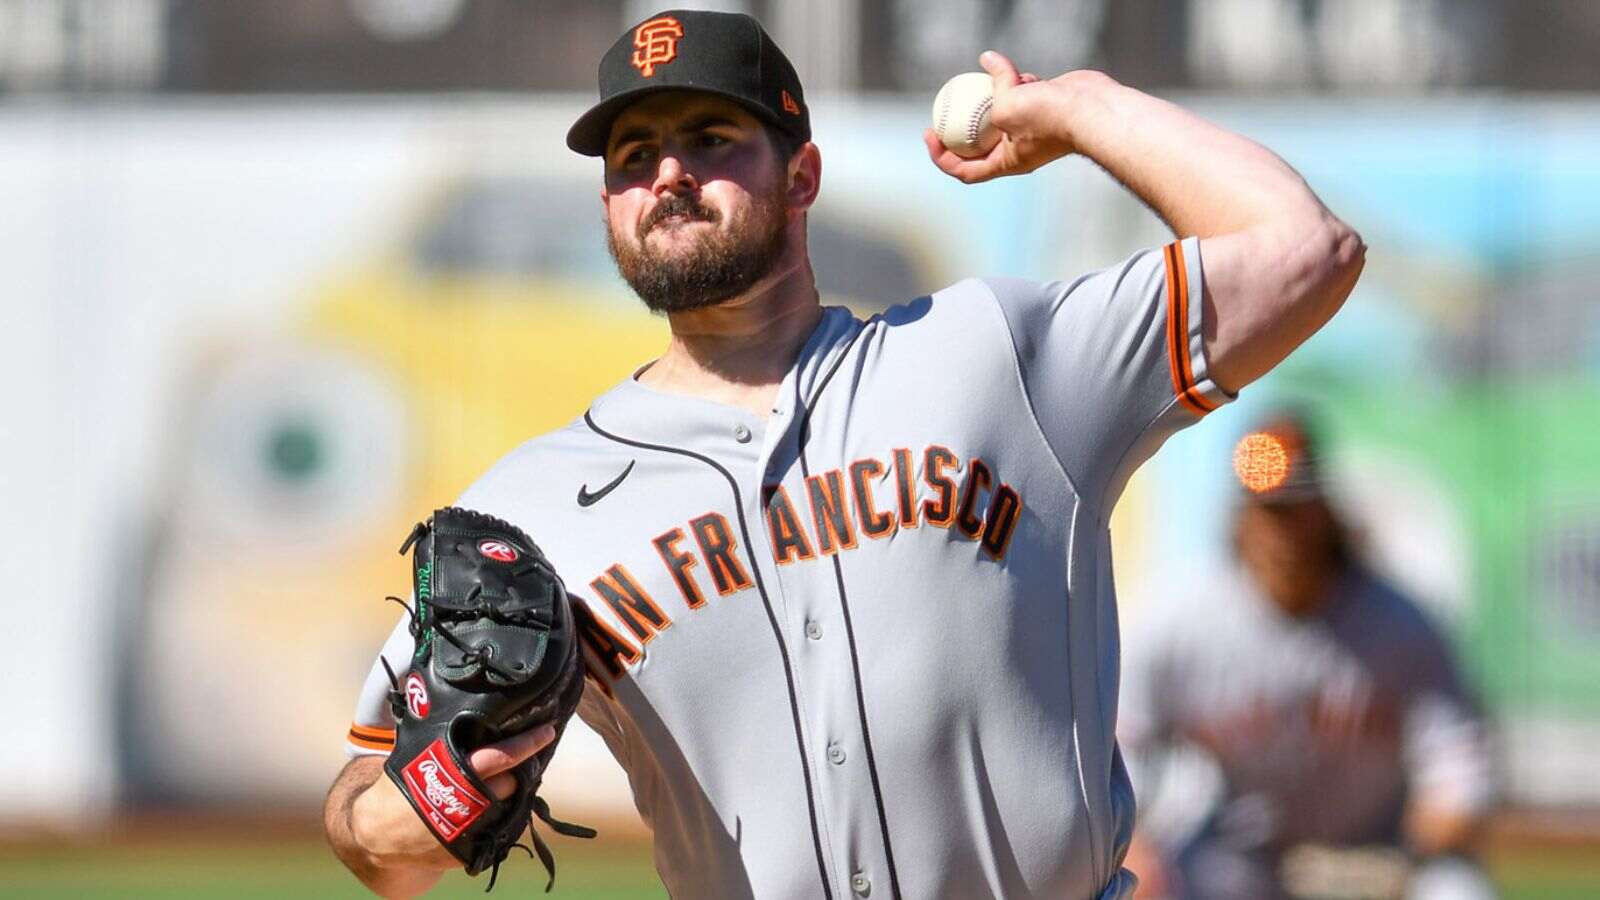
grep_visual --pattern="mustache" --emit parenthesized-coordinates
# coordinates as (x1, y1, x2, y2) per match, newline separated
(638, 194, 720, 239)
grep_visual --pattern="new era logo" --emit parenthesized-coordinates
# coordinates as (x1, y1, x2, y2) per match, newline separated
(632, 16, 683, 77)
(782, 90, 801, 116)
(400, 740, 489, 841)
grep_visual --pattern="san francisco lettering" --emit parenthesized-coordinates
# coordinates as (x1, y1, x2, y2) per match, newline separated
(575, 443, 1024, 679)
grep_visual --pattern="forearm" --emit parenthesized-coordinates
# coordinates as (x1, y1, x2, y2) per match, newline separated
(1057, 72, 1331, 239)
(324, 757, 445, 899)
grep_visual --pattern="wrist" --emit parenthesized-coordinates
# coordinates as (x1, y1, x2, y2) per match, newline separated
(1056, 70, 1117, 127)
(348, 784, 454, 899)
(349, 783, 392, 867)
(351, 777, 428, 867)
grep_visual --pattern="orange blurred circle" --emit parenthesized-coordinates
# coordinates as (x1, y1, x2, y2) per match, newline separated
(1233, 432, 1290, 494)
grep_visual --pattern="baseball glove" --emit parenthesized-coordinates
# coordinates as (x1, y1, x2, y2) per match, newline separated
(380, 506, 595, 891)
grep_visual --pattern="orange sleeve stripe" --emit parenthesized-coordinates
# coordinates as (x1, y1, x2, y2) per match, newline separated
(1172, 243, 1219, 415)
(348, 724, 395, 750)
(1164, 241, 1218, 416)
(1164, 243, 1186, 405)
(1172, 242, 1197, 391)
(1178, 385, 1217, 415)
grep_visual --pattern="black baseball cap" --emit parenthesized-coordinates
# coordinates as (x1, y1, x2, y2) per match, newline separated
(566, 9, 810, 157)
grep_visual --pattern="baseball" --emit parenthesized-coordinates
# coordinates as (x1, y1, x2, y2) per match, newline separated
(932, 71, 1000, 158)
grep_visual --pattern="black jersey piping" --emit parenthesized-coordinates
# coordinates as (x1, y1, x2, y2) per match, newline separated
(793, 335, 905, 900)
(582, 411, 835, 900)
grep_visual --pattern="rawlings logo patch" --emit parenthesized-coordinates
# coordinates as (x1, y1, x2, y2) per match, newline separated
(404, 672, 430, 719)
(478, 539, 518, 563)
(631, 16, 682, 77)
(400, 740, 489, 841)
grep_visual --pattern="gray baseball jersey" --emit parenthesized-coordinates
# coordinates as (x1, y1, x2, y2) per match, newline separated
(350, 237, 1231, 899)
(1120, 564, 1493, 849)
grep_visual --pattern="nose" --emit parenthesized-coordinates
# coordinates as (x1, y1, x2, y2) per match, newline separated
(652, 154, 698, 198)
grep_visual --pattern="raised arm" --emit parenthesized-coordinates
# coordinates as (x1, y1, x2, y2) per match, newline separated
(925, 52, 1365, 394)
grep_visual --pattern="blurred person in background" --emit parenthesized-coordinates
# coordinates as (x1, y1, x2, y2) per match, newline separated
(1120, 411, 1497, 899)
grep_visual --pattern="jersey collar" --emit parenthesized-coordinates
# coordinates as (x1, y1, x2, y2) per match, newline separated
(585, 305, 862, 447)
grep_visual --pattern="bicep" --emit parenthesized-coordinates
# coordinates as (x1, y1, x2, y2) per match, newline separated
(1197, 216, 1365, 394)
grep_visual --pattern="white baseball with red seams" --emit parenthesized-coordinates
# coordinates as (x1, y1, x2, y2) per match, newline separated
(932, 72, 1000, 158)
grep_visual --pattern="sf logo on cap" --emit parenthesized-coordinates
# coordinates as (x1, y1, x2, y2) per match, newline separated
(632, 16, 683, 77)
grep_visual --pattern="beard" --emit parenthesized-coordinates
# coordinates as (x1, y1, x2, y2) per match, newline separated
(606, 187, 789, 314)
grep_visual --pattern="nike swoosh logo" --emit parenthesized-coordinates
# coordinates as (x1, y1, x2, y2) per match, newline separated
(578, 460, 635, 508)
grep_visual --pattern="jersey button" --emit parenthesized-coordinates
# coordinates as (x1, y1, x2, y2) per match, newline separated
(827, 742, 846, 765)
(850, 872, 871, 896)
(732, 423, 752, 443)
(805, 620, 822, 641)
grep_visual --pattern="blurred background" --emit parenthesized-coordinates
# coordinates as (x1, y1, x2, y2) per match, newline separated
(3, 0, 1599, 897)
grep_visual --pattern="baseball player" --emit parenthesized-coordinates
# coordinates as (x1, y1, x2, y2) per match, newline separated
(1119, 412, 1496, 900)
(324, 9, 1365, 899)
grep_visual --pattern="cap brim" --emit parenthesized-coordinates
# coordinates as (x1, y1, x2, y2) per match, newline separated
(566, 85, 792, 157)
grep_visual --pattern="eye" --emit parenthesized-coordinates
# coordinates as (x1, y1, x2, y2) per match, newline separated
(697, 132, 730, 147)
(621, 146, 655, 167)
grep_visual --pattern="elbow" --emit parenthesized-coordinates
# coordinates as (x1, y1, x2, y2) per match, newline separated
(1327, 216, 1367, 290)
(1300, 213, 1366, 319)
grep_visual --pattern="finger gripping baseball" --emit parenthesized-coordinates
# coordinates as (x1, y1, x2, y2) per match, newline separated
(381, 506, 594, 891)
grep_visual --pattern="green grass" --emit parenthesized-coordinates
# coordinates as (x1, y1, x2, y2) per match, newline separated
(0, 837, 1595, 899)
(1489, 849, 1600, 900)
(0, 838, 668, 899)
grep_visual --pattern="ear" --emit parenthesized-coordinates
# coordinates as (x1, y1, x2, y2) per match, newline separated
(786, 142, 822, 212)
